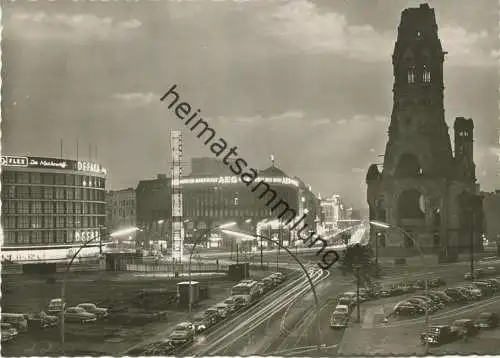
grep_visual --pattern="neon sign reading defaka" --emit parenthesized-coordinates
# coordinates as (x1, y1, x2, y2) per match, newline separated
(180, 176, 299, 187)
(77, 161, 107, 174)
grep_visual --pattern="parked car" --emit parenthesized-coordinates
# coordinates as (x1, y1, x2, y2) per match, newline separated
(484, 279, 500, 289)
(1, 313, 28, 333)
(424, 295, 446, 309)
(232, 295, 250, 310)
(223, 297, 238, 313)
(48, 298, 66, 315)
(406, 298, 436, 313)
(261, 278, 274, 291)
(192, 314, 210, 332)
(330, 312, 349, 329)
(393, 303, 425, 317)
(341, 292, 360, 304)
(476, 312, 499, 329)
(451, 319, 479, 337)
(462, 285, 484, 299)
(420, 325, 458, 345)
(255, 282, 265, 296)
(337, 296, 356, 308)
(1, 323, 18, 343)
(444, 288, 470, 303)
(26, 311, 59, 329)
(203, 308, 219, 324)
(378, 288, 392, 298)
(428, 291, 454, 304)
(172, 322, 195, 337)
(274, 272, 285, 281)
(470, 282, 495, 296)
(413, 295, 443, 310)
(214, 303, 230, 318)
(270, 274, 283, 284)
(333, 304, 350, 315)
(77, 303, 108, 319)
(475, 281, 498, 293)
(169, 330, 194, 346)
(64, 307, 97, 324)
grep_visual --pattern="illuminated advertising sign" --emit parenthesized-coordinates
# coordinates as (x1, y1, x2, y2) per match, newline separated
(77, 160, 107, 175)
(0, 156, 28, 167)
(27, 157, 69, 169)
(179, 176, 300, 187)
(75, 230, 99, 242)
(0, 155, 107, 175)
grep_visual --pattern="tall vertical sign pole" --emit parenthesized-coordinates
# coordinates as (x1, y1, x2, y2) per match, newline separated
(171, 131, 184, 262)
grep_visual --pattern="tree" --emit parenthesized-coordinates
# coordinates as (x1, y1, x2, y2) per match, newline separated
(338, 243, 375, 286)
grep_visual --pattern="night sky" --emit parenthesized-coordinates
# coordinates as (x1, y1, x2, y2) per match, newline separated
(2, 0, 498, 208)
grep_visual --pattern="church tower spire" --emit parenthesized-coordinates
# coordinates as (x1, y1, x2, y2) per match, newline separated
(384, 3, 453, 179)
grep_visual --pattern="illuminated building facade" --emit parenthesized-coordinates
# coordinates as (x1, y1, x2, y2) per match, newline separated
(1, 155, 107, 262)
(106, 187, 136, 231)
(135, 157, 319, 248)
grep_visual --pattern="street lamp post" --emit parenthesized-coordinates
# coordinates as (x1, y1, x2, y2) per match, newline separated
(188, 222, 236, 317)
(353, 264, 361, 323)
(60, 226, 141, 353)
(370, 220, 430, 354)
(60, 235, 102, 353)
(222, 229, 324, 353)
(375, 232, 381, 277)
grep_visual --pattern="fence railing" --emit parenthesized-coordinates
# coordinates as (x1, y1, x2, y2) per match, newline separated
(125, 262, 229, 273)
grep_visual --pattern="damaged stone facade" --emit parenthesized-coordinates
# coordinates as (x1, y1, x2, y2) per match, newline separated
(366, 4, 484, 262)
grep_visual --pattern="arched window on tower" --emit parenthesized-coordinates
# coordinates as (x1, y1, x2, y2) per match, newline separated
(422, 65, 431, 83)
(408, 66, 416, 84)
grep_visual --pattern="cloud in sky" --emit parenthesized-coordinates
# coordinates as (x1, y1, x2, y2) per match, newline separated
(261, 0, 496, 67)
(7, 12, 142, 41)
(2, 0, 497, 207)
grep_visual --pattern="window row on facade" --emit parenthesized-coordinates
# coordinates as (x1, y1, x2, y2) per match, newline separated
(184, 207, 272, 219)
(2, 201, 105, 215)
(2, 229, 102, 246)
(2, 215, 104, 230)
(184, 192, 298, 209)
(2, 171, 105, 188)
(2, 185, 105, 201)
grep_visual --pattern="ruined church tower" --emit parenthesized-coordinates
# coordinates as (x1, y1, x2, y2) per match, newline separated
(366, 4, 483, 263)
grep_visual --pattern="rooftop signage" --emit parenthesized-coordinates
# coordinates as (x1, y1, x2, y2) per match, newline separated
(1, 155, 107, 175)
(179, 176, 299, 187)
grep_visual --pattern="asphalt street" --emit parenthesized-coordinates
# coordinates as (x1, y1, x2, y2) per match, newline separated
(181, 258, 500, 356)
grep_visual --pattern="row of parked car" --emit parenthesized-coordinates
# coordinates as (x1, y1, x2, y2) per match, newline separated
(140, 272, 287, 356)
(1, 311, 60, 343)
(420, 312, 499, 346)
(393, 276, 500, 317)
(329, 267, 499, 329)
(0, 299, 109, 343)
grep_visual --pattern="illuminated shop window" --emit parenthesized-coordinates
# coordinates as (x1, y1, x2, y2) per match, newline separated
(422, 66, 431, 83)
(408, 66, 416, 83)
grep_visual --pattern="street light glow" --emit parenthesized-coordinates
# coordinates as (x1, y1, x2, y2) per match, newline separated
(110, 227, 142, 238)
(369, 220, 390, 229)
(218, 222, 237, 229)
(221, 229, 255, 241)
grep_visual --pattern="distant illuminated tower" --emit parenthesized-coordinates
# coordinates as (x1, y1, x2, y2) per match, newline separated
(170, 131, 184, 261)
